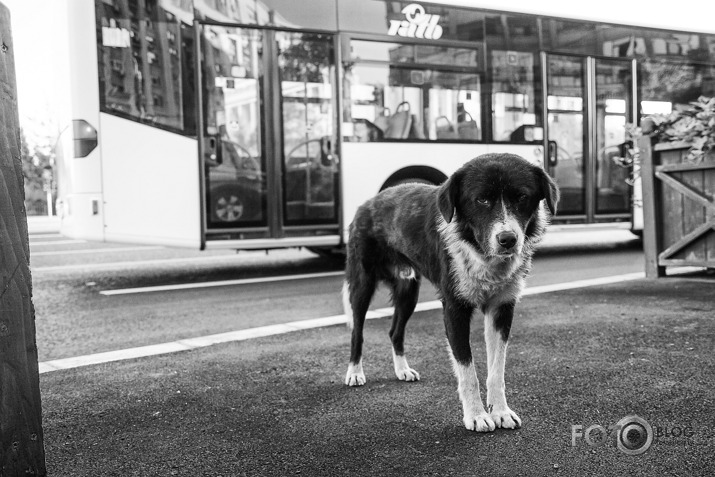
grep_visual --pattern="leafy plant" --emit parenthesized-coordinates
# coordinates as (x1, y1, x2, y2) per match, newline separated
(613, 96, 715, 184)
(648, 96, 715, 161)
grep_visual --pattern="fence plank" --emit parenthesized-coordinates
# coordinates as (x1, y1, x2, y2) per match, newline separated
(706, 162, 715, 263)
(681, 167, 706, 261)
(659, 150, 684, 259)
(0, 3, 47, 475)
(639, 136, 665, 277)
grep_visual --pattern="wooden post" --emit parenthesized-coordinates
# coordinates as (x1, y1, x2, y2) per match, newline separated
(0, 3, 47, 475)
(638, 134, 666, 278)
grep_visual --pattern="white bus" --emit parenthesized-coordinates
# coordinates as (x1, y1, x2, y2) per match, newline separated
(56, 0, 715, 255)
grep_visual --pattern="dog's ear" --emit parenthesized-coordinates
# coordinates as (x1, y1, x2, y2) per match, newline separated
(537, 167, 560, 215)
(438, 171, 462, 223)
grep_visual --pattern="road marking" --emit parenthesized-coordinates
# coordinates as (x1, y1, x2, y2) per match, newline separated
(32, 246, 163, 257)
(30, 239, 86, 246)
(99, 271, 346, 296)
(32, 254, 244, 273)
(38, 271, 664, 374)
(29, 233, 63, 240)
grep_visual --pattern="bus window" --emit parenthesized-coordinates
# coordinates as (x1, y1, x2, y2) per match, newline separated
(490, 50, 540, 142)
(95, 2, 188, 133)
(343, 40, 482, 142)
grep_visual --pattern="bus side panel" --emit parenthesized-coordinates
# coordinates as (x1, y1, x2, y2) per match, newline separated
(100, 113, 201, 248)
(340, 143, 544, 238)
(486, 144, 545, 168)
(59, 0, 104, 241)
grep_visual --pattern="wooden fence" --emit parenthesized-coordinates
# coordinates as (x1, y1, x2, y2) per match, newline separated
(639, 137, 715, 277)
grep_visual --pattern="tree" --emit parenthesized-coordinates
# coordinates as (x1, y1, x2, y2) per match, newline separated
(19, 130, 52, 216)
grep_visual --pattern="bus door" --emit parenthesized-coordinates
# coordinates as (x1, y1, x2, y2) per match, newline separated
(544, 54, 635, 222)
(199, 25, 340, 241)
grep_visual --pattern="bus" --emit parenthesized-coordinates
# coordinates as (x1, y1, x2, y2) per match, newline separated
(56, 0, 715, 255)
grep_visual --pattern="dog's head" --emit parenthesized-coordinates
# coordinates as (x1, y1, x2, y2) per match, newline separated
(437, 153, 559, 258)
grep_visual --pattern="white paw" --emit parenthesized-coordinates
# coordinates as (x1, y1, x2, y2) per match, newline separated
(490, 407, 522, 429)
(345, 362, 366, 386)
(396, 367, 420, 382)
(464, 412, 496, 432)
(345, 372, 366, 386)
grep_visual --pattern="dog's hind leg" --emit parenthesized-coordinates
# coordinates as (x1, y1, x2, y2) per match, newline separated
(484, 301, 521, 429)
(344, 274, 376, 386)
(388, 273, 421, 382)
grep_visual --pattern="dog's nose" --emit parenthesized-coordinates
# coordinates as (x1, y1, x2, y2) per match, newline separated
(497, 231, 517, 250)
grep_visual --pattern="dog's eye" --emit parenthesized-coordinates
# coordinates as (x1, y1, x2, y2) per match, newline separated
(518, 194, 528, 203)
(476, 198, 490, 206)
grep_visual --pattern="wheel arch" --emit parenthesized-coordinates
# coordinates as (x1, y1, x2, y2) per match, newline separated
(379, 166, 448, 191)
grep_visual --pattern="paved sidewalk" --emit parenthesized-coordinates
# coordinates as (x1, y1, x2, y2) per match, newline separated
(40, 276, 715, 476)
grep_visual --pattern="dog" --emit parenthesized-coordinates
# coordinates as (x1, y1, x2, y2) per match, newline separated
(343, 153, 559, 432)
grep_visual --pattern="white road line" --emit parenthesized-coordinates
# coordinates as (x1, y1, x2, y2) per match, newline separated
(521, 272, 645, 295)
(29, 233, 63, 239)
(32, 254, 242, 273)
(99, 271, 347, 296)
(32, 246, 163, 257)
(38, 271, 663, 374)
(30, 239, 86, 246)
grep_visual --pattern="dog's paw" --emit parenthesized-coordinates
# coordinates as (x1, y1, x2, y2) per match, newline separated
(463, 412, 496, 432)
(490, 407, 522, 429)
(345, 362, 366, 386)
(345, 372, 366, 386)
(395, 367, 420, 382)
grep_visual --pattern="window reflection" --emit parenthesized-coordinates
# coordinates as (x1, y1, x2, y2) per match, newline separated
(595, 60, 632, 215)
(96, 1, 186, 131)
(490, 51, 539, 141)
(203, 26, 266, 227)
(547, 55, 585, 216)
(278, 32, 338, 224)
(344, 40, 482, 142)
(640, 58, 715, 112)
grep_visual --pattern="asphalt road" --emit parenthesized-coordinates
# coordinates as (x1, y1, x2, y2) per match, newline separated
(41, 277, 715, 477)
(29, 232, 645, 362)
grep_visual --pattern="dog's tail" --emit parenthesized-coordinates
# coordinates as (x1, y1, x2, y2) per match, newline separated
(342, 280, 354, 330)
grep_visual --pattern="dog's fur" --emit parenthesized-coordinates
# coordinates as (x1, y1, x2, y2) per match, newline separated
(343, 153, 559, 432)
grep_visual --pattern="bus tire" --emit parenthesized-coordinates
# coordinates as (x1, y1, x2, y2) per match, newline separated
(380, 166, 447, 191)
(307, 246, 346, 261)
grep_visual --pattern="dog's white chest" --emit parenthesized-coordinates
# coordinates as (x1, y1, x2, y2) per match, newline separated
(447, 238, 525, 305)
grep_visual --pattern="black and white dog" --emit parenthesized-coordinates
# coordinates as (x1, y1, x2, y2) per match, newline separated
(343, 153, 559, 432)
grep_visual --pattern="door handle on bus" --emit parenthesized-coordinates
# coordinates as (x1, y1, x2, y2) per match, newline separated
(547, 140, 558, 167)
(205, 136, 223, 166)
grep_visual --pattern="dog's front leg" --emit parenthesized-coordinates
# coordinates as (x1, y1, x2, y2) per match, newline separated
(444, 299, 495, 432)
(484, 301, 521, 429)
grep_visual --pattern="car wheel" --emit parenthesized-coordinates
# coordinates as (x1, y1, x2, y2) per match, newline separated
(212, 191, 245, 222)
